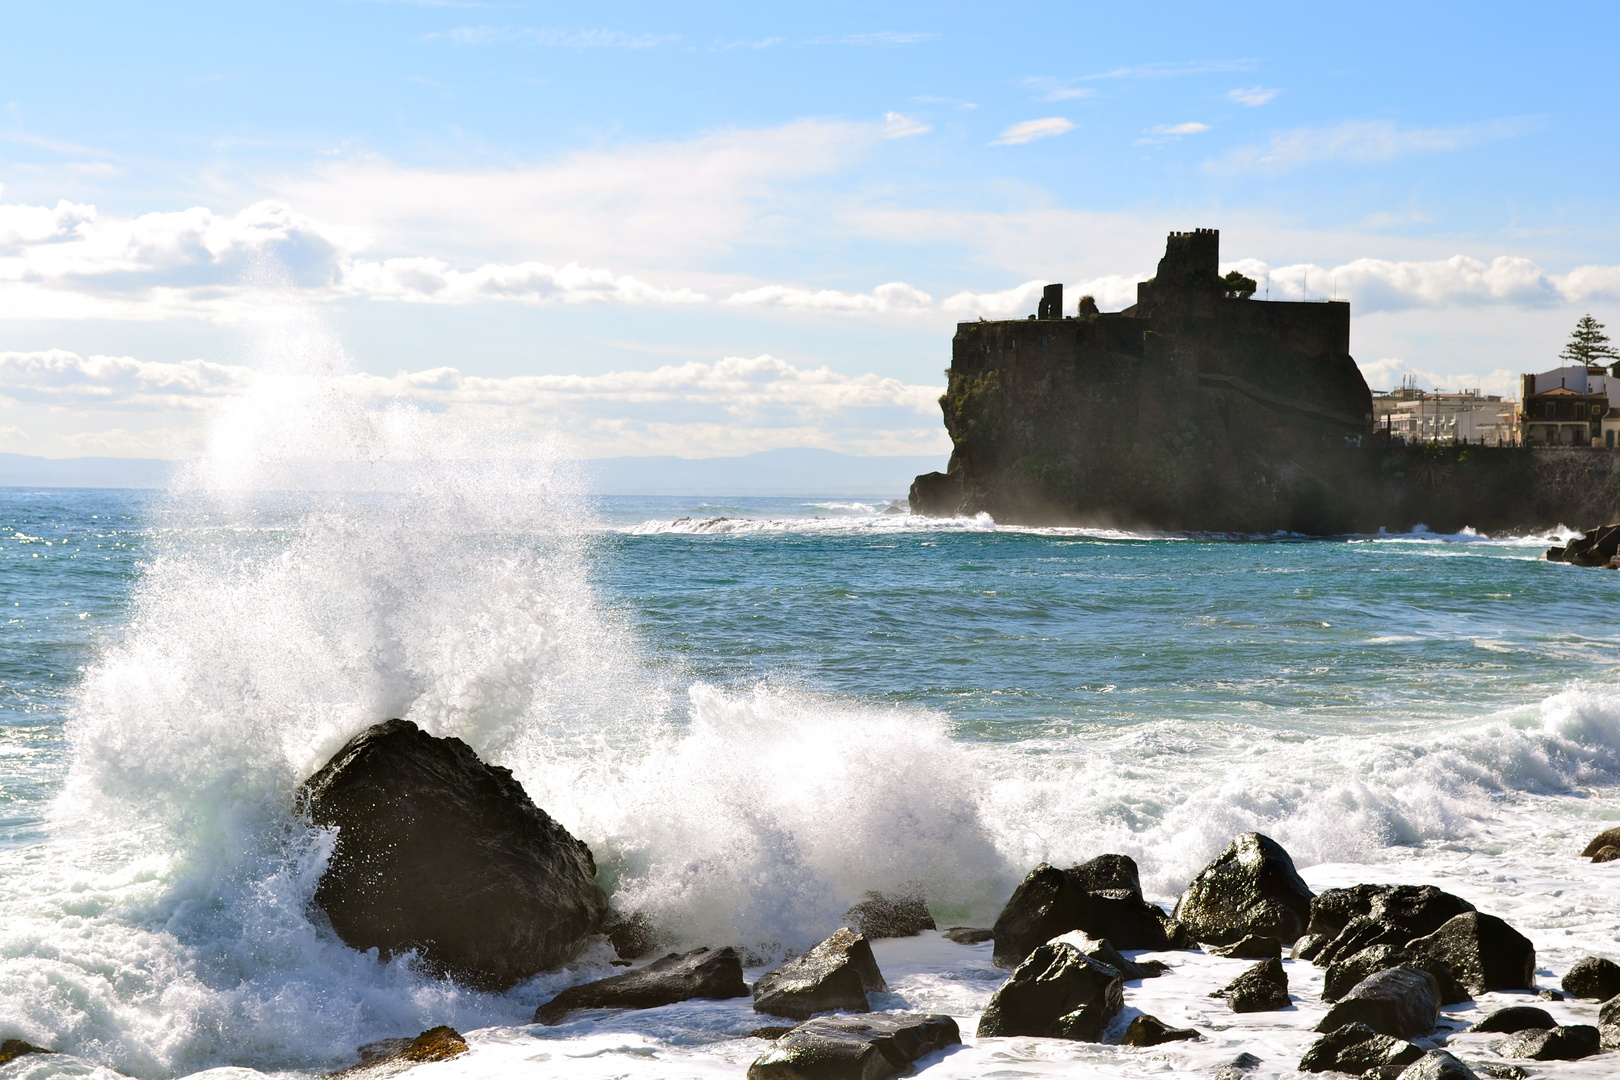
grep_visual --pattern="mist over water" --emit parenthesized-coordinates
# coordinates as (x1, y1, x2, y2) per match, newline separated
(4, 317, 1620, 1077)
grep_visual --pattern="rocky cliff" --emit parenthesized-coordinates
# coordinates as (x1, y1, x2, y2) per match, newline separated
(910, 230, 1620, 534)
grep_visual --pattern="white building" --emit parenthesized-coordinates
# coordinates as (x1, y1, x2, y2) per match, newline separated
(1372, 384, 1518, 445)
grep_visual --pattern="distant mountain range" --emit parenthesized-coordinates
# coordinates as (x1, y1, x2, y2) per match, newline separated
(0, 449, 945, 497)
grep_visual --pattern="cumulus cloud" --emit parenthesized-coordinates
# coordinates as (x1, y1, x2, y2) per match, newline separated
(1238, 254, 1566, 313)
(1213, 117, 1536, 172)
(1227, 86, 1278, 107)
(342, 258, 707, 305)
(992, 118, 1074, 145)
(883, 112, 931, 139)
(1357, 356, 1518, 398)
(942, 274, 1140, 318)
(0, 350, 251, 409)
(724, 281, 932, 314)
(1, 350, 948, 458)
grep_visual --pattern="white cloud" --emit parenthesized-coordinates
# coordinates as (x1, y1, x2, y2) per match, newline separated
(342, 258, 707, 305)
(883, 112, 931, 139)
(992, 118, 1074, 146)
(0, 350, 949, 458)
(1227, 86, 1278, 107)
(1356, 356, 1518, 398)
(0, 350, 251, 409)
(1155, 122, 1210, 135)
(1021, 78, 1094, 102)
(942, 274, 1140, 318)
(725, 281, 933, 314)
(1213, 117, 1536, 172)
(1242, 254, 1563, 312)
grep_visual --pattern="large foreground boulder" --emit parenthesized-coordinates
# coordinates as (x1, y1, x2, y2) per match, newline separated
(754, 929, 887, 1021)
(1495, 1025, 1602, 1060)
(534, 947, 747, 1023)
(1316, 966, 1440, 1040)
(303, 719, 607, 991)
(1172, 833, 1314, 948)
(1323, 944, 1469, 1005)
(1406, 912, 1534, 995)
(976, 942, 1123, 1041)
(747, 1014, 960, 1080)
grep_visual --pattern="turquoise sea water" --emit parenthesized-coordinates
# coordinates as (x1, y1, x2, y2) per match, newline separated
(3, 482, 1620, 1079)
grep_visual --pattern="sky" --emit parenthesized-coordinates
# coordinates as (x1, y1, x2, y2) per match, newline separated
(2, 0, 1619, 461)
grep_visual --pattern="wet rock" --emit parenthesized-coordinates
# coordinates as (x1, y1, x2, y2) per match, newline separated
(842, 892, 935, 939)
(1473, 1067, 1528, 1080)
(1074, 890, 1175, 950)
(1495, 1024, 1602, 1060)
(1602, 994, 1620, 1025)
(1068, 854, 1144, 896)
(943, 927, 993, 945)
(1583, 826, 1620, 857)
(1536, 988, 1564, 1001)
(991, 864, 1080, 968)
(0, 1041, 53, 1067)
(1213, 957, 1291, 1013)
(1593, 845, 1620, 863)
(753, 928, 887, 1021)
(747, 1013, 960, 1080)
(1603, 1022, 1620, 1049)
(1396, 1050, 1482, 1080)
(1469, 1006, 1555, 1033)
(303, 719, 607, 991)
(748, 1026, 795, 1041)
(1049, 931, 1169, 980)
(1299, 1022, 1425, 1076)
(1316, 966, 1440, 1040)
(332, 1027, 468, 1079)
(1323, 945, 1469, 1005)
(604, 909, 658, 961)
(1561, 955, 1620, 1000)
(534, 947, 748, 1023)
(1315, 915, 1411, 968)
(1121, 1014, 1200, 1046)
(1214, 1052, 1262, 1080)
(976, 941, 1123, 1041)
(1209, 934, 1283, 960)
(1406, 912, 1535, 995)
(1172, 833, 1314, 947)
(1547, 523, 1620, 566)
(1301, 885, 1475, 964)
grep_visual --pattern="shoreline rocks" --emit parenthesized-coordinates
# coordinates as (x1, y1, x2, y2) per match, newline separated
(990, 857, 1179, 968)
(976, 941, 1123, 1041)
(330, 1027, 467, 1079)
(302, 719, 607, 991)
(1213, 957, 1291, 1013)
(1314, 966, 1440, 1040)
(753, 928, 887, 1021)
(533, 947, 747, 1024)
(1172, 833, 1314, 949)
(1406, 912, 1535, 995)
(747, 1014, 960, 1080)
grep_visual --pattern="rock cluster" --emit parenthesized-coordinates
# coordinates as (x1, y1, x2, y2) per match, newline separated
(990, 855, 1182, 968)
(1545, 523, 1620, 566)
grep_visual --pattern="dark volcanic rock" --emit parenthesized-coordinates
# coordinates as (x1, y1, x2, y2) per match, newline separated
(0, 1041, 53, 1067)
(1396, 1050, 1482, 1080)
(1299, 1022, 1424, 1076)
(1562, 955, 1620, 1000)
(1172, 833, 1314, 947)
(1324, 945, 1469, 1005)
(991, 864, 1078, 969)
(1495, 1024, 1602, 1061)
(1469, 1006, 1556, 1034)
(842, 892, 935, 939)
(1214, 1052, 1262, 1080)
(1314, 915, 1411, 968)
(604, 909, 658, 961)
(1316, 966, 1440, 1040)
(1581, 826, 1620, 857)
(303, 719, 607, 991)
(1214, 957, 1291, 1013)
(534, 947, 748, 1023)
(1209, 934, 1283, 960)
(1052, 931, 1169, 980)
(1603, 994, 1620, 1026)
(1308, 886, 1476, 968)
(943, 927, 993, 945)
(332, 1027, 468, 1079)
(1121, 1014, 1200, 1046)
(1548, 523, 1620, 567)
(1068, 854, 1144, 896)
(749, 1026, 795, 1041)
(1593, 845, 1620, 863)
(976, 942, 1123, 1041)
(753, 929, 887, 1021)
(1406, 912, 1535, 995)
(747, 1014, 960, 1080)
(1074, 890, 1174, 950)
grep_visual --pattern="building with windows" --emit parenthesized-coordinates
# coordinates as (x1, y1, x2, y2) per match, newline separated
(1519, 366, 1616, 446)
(1372, 382, 1517, 445)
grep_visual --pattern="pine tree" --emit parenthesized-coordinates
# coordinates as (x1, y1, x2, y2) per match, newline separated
(1559, 314, 1620, 367)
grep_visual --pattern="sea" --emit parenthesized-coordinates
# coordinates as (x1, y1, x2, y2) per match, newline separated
(4, 383, 1620, 1079)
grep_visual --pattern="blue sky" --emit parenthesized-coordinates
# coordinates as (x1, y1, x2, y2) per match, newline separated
(2, 1, 1618, 459)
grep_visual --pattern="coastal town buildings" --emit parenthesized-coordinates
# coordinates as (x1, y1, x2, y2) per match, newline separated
(1372, 380, 1518, 445)
(1518, 365, 1619, 446)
